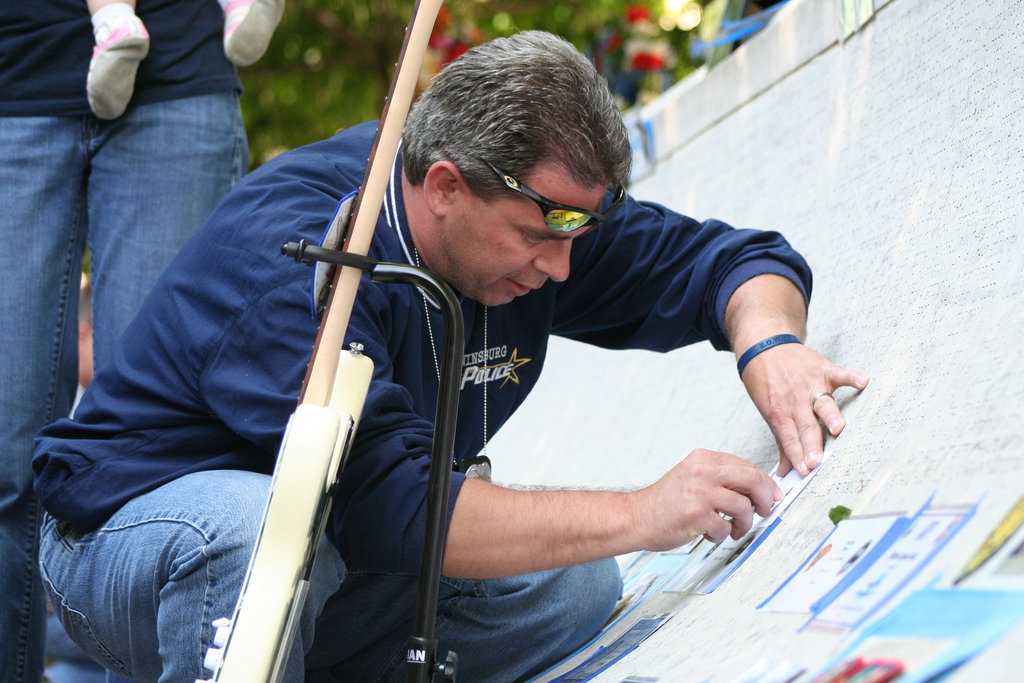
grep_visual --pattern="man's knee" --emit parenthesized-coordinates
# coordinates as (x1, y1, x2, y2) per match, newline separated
(503, 558, 623, 649)
(492, 559, 623, 680)
(558, 558, 622, 634)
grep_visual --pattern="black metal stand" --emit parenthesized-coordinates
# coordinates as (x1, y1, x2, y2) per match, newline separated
(283, 240, 461, 682)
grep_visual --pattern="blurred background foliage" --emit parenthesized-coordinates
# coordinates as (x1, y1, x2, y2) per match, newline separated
(239, 0, 775, 168)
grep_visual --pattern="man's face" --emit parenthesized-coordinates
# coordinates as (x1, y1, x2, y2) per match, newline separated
(432, 163, 609, 306)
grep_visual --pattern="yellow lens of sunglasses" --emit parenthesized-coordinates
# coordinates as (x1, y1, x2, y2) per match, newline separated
(545, 210, 592, 231)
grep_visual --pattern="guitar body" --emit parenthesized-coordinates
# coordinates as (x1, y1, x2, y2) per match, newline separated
(199, 349, 373, 683)
(197, 1, 443, 679)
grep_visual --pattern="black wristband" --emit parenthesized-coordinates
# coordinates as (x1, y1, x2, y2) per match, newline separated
(736, 334, 802, 377)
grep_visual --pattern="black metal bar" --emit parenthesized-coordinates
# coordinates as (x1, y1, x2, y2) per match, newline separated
(281, 239, 378, 273)
(369, 263, 463, 683)
(283, 243, 462, 681)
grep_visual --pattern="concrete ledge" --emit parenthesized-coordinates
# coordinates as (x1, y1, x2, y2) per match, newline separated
(627, 0, 842, 180)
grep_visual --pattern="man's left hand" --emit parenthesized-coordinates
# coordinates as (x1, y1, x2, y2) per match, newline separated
(739, 342, 869, 476)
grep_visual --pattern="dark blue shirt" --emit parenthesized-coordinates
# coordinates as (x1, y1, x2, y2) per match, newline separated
(34, 122, 812, 573)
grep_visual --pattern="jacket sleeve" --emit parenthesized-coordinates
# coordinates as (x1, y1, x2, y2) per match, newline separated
(553, 198, 812, 352)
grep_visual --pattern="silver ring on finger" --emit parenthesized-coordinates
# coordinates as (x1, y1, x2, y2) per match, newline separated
(811, 391, 833, 407)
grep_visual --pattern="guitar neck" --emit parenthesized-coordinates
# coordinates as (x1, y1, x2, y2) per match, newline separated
(299, 0, 443, 409)
(198, 6, 445, 681)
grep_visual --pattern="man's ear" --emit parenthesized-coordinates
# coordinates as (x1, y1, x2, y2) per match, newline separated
(423, 161, 464, 217)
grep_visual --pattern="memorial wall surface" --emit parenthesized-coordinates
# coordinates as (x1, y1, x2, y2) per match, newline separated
(487, 0, 1024, 679)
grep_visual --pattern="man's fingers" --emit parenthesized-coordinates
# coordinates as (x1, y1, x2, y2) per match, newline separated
(706, 458, 782, 521)
(831, 367, 871, 392)
(708, 481, 781, 541)
(816, 366, 870, 435)
(714, 490, 756, 534)
(797, 406, 826, 468)
(775, 424, 809, 476)
(812, 390, 845, 436)
(701, 511, 733, 544)
(750, 354, 869, 478)
(775, 455, 793, 478)
(671, 450, 785, 547)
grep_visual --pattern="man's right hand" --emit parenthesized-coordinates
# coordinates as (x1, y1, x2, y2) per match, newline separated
(630, 449, 783, 550)
(443, 449, 782, 579)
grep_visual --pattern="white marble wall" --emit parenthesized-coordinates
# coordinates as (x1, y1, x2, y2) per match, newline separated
(488, 0, 1024, 678)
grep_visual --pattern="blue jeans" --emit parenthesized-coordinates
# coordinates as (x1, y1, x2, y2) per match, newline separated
(306, 561, 622, 682)
(39, 471, 622, 682)
(0, 92, 246, 683)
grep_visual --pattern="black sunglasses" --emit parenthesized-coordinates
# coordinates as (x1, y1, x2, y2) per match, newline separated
(485, 161, 626, 233)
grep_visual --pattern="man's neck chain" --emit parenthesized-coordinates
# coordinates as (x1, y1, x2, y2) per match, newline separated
(413, 247, 489, 460)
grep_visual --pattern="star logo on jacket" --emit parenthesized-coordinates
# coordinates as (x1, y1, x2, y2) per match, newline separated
(460, 347, 532, 390)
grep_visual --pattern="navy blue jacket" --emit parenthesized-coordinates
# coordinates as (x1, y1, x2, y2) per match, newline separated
(0, 0, 240, 116)
(34, 122, 811, 573)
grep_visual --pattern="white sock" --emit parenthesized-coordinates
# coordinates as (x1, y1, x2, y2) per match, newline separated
(216, 0, 230, 9)
(91, 2, 137, 32)
(91, 3, 137, 34)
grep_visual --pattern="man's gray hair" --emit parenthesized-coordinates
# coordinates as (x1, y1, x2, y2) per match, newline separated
(402, 30, 632, 197)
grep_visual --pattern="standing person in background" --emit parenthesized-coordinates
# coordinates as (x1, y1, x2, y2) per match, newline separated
(42, 276, 104, 683)
(0, 1, 249, 679)
(85, 0, 284, 119)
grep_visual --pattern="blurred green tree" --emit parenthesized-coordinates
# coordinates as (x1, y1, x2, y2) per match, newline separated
(239, 0, 710, 168)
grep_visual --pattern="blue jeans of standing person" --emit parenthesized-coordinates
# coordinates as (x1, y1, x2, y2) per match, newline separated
(38, 470, 623, 682)
(0, 92, 247, 683)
